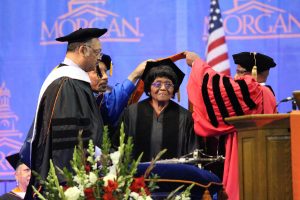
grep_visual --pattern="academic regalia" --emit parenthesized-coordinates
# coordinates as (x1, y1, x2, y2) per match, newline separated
(98, 79, 135, 126)
(0, 191, 23, 200)
(232, 52, 276, 73)
(0, 154, 27, 200)
(124, 58, 202, 162)
(261, 83, 276, 96)
(124, 98, 201, 162)
(23, 27, 106, 200)
(187, 58, 276, 200)
(32, 75, 103, 180)
(24, 60, 104, 200)
(92, 53, 135, 126)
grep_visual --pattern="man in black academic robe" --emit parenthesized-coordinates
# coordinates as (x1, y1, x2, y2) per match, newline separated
(24, 28, 107, 199)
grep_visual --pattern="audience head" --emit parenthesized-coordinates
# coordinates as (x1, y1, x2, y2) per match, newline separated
(6, 153, 31, 192)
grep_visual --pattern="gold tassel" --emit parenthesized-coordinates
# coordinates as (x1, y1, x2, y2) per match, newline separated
(202, 189, 212, 200)
(177, 89, 181, 102)
(109, 61, 113, 76)
(251, 65, 257, 81)
(251, 52, 257, 81)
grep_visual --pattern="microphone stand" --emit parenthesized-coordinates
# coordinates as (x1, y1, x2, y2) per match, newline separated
(275, 97, 295, 113)
(144, 149, 225, 169)
(292, 100, 297, 110)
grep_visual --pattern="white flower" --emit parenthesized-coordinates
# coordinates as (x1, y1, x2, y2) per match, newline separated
(145, 196, 153, 200)
(64, 186, 81, 200)
(110, 151, 120, 165)
(103, 173, 117, 186)
(89, 172, 98, 184)
(92, 162, 98, 170)
(175, 195, 190, 200)
(129, 192, 152, 200)
(129, 192, 139, 200)
(108, 165, 117, 176)
(73, 175, 80, 185)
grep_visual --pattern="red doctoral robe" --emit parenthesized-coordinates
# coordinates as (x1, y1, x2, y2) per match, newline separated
(187, 58, 276, 200)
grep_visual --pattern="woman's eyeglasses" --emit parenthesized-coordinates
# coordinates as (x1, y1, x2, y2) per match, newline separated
(151, 82, 174, 90)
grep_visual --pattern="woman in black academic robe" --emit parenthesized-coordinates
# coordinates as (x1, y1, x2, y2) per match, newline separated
(123, 59, 203, 162)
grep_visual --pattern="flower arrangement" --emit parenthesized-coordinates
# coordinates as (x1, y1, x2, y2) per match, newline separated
(32, 124, 193, 200)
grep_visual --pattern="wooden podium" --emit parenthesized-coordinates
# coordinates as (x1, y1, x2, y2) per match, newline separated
(225, 114, 293, 200)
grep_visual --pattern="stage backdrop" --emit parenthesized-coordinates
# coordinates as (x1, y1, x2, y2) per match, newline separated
(0, 0, 299, 194)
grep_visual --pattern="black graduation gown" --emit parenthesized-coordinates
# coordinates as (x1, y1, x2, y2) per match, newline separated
(0, 191, 23, 200)
(123, 98, 202, 162)
(27, 77, 103, 198)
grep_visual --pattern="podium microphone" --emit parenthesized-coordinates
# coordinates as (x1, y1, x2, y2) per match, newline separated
(276, 96, 295, 107)
(275, 96, 296, 112)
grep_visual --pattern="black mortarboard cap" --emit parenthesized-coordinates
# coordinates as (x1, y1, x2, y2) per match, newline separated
(100, 54, 112, 71)
(56, 28, 107, 43)
(141, 59, 185, 100)
(6, 153, 22, 170)
(232, 52, 276, 73)
(141, 58, 185, 86)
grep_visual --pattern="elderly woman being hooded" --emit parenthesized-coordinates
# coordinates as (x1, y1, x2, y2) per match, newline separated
(123, 59, 202, 162)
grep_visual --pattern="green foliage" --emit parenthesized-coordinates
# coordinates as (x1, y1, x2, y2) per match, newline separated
(31, 124, 192, 200)
(33, 160, 67, 200)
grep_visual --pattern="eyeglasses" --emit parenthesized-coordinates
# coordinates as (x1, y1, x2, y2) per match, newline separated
(236, 69, 247, 75)
(85, 45, 103, 58)
(151, 81, 174, 90)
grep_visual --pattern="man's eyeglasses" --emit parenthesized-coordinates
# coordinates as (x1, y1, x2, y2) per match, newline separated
(151, 82, 174, 90)
(85, 45, 103, 57)
(236, 69, 247, 75)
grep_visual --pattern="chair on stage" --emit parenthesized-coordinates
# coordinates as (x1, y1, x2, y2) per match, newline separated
(136, 163, 226, 200)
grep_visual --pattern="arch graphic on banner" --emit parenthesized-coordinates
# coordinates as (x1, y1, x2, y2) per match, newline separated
(202, 0, 300, 40)
(40, 0, 144, 45)
(0, 82, 23, 177)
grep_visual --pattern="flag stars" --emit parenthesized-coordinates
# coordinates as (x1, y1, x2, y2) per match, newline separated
(209, 0, 224, 31)
(211, 8, 220, 15)
(207, 0, 230, 75)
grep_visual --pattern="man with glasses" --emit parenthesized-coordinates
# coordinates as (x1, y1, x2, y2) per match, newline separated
(0, 153, 31, 200)
(233, 52, 276, 96)
(23, 28, 110, 199)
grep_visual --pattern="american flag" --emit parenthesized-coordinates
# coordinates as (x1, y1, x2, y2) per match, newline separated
(206, 0, 230, 75)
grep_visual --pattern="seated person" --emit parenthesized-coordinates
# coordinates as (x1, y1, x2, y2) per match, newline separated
(0, 153, 31, 200)
(123, 58, 203, 162)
